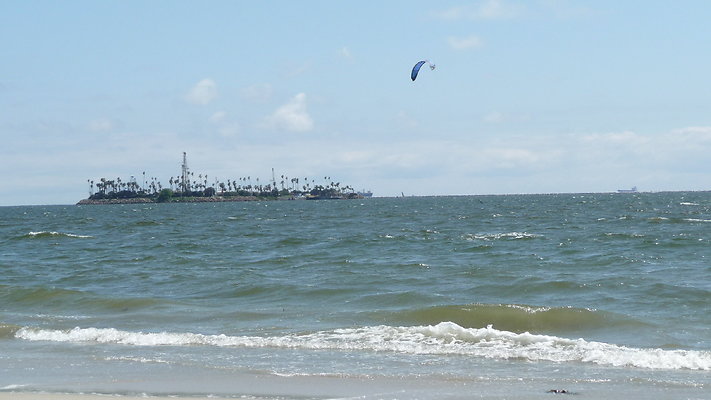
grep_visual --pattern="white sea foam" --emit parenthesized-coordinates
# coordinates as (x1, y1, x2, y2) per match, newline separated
(465, 232, 541, 241)
(0, 384, 26, 390)
(506, 304, 553, 313)
(28, 231, 93, 239)
(15, 323, 711, 371)
(105, 356, 173, 364)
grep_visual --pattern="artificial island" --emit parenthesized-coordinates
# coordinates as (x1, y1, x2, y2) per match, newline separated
(77, 153, 372, 205)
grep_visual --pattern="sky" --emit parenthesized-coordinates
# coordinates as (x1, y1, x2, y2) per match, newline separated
(2, 0, 711, 205)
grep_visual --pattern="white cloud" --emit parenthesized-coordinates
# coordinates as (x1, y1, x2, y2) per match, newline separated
(448, 35, 484, 50)
(671, 126, 711, 140)
(340, 46, 353, 59)
(185, 78, 217, 105)
(396, 111, 419, 129)
(581, 131, 649, 146)
(209, 111, 239, 137)
(482, 111, 531, 124)
(265, 93, 313, 132)
(539, 0, 594, 19)
(482, 147, 545, 169)
(483, 112, 504, 123)
(209, 111, 227, 124)
(217, 122, 240, 137)
(437, 0, 594, 22)
(241, 83, 273, 103)
(88, 118, 118, 132)
(438, 0, 524, 20)
(576, 128, 711, 168)
(283, 62, 310, 78)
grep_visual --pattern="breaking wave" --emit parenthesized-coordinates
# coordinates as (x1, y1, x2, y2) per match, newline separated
(379, 304, 647, 333)
(15, 322, 711, 371)
(463, 232, 542, 241)
(23, 231, 93, 239)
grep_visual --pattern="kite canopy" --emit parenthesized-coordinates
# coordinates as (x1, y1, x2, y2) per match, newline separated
(411, 61, 426, 81)
(411, 60, 435, 81)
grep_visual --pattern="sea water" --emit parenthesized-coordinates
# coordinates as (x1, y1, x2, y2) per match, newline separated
(1, 193, 710, 399)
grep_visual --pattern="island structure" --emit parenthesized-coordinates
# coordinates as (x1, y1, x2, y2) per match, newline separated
(78, 153, 368, 205)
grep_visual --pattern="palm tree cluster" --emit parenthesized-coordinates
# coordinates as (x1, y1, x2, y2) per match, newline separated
(88, 176, 159, 199)
(87, 171, 359, 201)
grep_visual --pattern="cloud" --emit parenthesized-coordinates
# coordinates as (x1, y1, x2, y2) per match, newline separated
(576, 128, 711, 169)
(265, 93, 313, 132)
(437, 0, 525, 20)
(481, 111, 531, 124)
(539, 0, 594, 19)
(340, 46, 353, 59)
(437, 0, 594, 22)
(396, 111, 419, 129)
(185, 78, 217, 105)
(88, 118, 120, 132)
(671, 126, 711, 139)
(483, 112, 504, 123)
(447, 35, 484, 50)
(283, 62, 311, 78)
(482, 147, 545, 169)
(241, 83, 273, 103)
(217, 122, 240, 137)
(209, 111, 227, 124)
(209, 111, 240, 137)
(581, 131, 649, 147)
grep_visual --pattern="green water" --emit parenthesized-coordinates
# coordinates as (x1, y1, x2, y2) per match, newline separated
(1, 193, 710, 398)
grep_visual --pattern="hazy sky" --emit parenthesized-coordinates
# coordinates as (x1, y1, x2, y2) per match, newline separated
(2, 0, 711, 205)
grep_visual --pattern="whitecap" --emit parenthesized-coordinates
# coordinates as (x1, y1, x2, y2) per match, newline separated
(27, 231, 93, 239)
(465, 232, 541, 241)
(0, 384, 27, 390)
(15, 323, 711, 371)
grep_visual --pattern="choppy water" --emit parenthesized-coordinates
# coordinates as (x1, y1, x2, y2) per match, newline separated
(1, 193, 710, 398)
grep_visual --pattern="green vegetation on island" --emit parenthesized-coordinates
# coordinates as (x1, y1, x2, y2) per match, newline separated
(78, 153, 364, 205)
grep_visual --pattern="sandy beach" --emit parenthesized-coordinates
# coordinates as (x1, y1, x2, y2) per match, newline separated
(2, 373, 706, 400)
(0, 396, 219, 400)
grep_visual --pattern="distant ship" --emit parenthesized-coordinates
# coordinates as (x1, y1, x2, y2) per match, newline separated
(357, 190, 373, 198)
(617, 186, 638, 193)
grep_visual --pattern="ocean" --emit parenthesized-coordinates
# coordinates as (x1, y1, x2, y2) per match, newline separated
(1, 193, 710, 399)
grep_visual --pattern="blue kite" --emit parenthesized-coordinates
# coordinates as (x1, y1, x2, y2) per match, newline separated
(411, 60, 435, 81)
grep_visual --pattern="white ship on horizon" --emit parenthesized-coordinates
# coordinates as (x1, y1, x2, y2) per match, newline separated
(357, 189, 373, 198)
(617, 186, 638, 193)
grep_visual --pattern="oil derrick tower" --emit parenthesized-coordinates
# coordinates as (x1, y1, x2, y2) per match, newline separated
(181, 152, 190, 193)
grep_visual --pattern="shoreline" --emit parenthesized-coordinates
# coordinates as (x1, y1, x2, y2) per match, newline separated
(76, 194, 364, 205)
(76, 195, 276, 205)
(0, 395, 219, 400)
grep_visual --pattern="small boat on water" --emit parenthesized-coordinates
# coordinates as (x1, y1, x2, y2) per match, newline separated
(357, 190, 373, 198)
